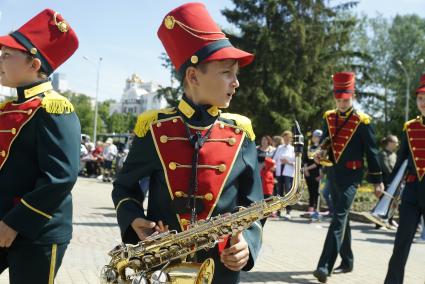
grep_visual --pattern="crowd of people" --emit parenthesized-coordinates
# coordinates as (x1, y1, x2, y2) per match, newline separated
(79, 135, 128, 182)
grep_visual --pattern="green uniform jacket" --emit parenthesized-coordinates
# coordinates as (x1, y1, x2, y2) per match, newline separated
(112, 95, 263, 283)
(0, 80, 80, 245)
(321, 108, 382, 186)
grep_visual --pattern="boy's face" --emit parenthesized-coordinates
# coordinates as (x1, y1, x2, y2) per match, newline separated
(0, 46, 35, 87)
(188, 59, 240, 108)
(417, 93, 425, 116)
(335, 97, 353, 113)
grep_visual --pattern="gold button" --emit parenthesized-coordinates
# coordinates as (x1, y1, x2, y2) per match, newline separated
(350, 129, 353, 132)
(413, 147, 416, 150)
(160, 135, 168, 143)
(415, 157, 419, 161)
(164, 15, 175, 29)
(27, 109, 32, 115)
(191, 55, 198, 64)
(169, 162, 177, 170)
(1, 150, 5, 157)
(172, 119, 178, 123)
(30, 47, 37, 55)
(218, 164, 226, 173)
(219, 123, 224, 129)
(180, 218, 189, 226)
(11, 128, 16, 135)
(204, 193, 213, 201)
(156, 122, 162, 127)
(235, 128, 241, 134)
(175, 191, 184, 198)
(228, 137, 236, 146)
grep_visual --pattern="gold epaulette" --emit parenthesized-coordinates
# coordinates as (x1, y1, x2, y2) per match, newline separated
(323, 109, 336, 119)
(220, 113, 255, 141)
(41, 90, 74, 114)
(356, 111, 371, 125)
(0, 99, 12, 110)
(133, 108, 177, 138)
(403, 116, 420, 131)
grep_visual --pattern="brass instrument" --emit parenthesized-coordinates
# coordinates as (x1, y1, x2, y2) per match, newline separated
(310, 136, 333, 167)
(101, 121, 304, 284)
(363, 159, 408, 228)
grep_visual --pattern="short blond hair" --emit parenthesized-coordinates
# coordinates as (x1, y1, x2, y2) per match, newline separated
(281, 130, 292, 138)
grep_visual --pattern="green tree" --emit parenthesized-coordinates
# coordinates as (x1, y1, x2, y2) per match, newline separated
(107, 112, 136, 133)
(62, 91, 94, 135)
(62, 91, 105, 137)
(221, 0, 361, 138)
(352, 14, 425, 139)
(156, 53, 183, 108)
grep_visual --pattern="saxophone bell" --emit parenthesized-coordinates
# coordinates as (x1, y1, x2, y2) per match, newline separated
(100, 265, 118, 284)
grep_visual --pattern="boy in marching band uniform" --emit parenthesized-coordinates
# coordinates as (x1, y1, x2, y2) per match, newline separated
(384, 74, 425, 284)
(112, 3, 263, 283)
(313, 72, 384, 283)
(0, 9, 80, 283)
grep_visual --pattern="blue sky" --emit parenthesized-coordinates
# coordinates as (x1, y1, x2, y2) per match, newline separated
(0, 0, 424, 101)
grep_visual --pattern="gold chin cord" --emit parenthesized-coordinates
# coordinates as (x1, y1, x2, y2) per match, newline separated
(101, 121, 304, 284)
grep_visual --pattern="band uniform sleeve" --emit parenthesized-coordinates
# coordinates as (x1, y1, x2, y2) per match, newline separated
(112, 134, 160, 242)
(360, 122, 383, 184)
(2, 111, 80, 240)
(239, 138, 264, 271)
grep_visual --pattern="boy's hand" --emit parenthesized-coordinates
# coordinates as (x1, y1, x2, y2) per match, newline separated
(221, 232, 249, 271)
(0, 221, 17, 248)
(131, 218, 168, 241)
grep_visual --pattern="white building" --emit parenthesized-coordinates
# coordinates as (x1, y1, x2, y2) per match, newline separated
(51, 72, 69, 92)
(110, 74, 167, 115)
(0, 84, 15, 101)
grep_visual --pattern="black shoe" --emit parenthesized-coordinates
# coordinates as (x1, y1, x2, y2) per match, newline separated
(333, 265, 353, 274)
(313, 269, 328, 283)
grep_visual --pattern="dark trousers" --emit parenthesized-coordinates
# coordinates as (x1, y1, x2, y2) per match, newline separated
(384, 200, 425, 284)
(306, 177, 320, 209)
(0, 242, 68, 284)
(317, 173, 356, 275)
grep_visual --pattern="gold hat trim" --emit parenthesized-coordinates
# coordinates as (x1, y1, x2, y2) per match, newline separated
(53, 12, 69, 33)
(164, 15, 227, 41)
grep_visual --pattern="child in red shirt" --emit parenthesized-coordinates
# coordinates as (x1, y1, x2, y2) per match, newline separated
(261, 157, 276, 199)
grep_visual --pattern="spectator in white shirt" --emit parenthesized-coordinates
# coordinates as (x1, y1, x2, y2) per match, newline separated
(102, 138, 118, 182)
(273, 130, 295, 219)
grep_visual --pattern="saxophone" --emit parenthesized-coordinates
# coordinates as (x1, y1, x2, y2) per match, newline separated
(101, 121, 304, 284)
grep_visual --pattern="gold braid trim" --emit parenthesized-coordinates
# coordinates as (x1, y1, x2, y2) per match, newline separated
(356, 111, 371, 125)
(221, 112, 255, 141)
(41, 90, 74, 114)
(323, 109, 336, 119)
(403, 116, 420, 131)
(133, 108, 177, 138)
